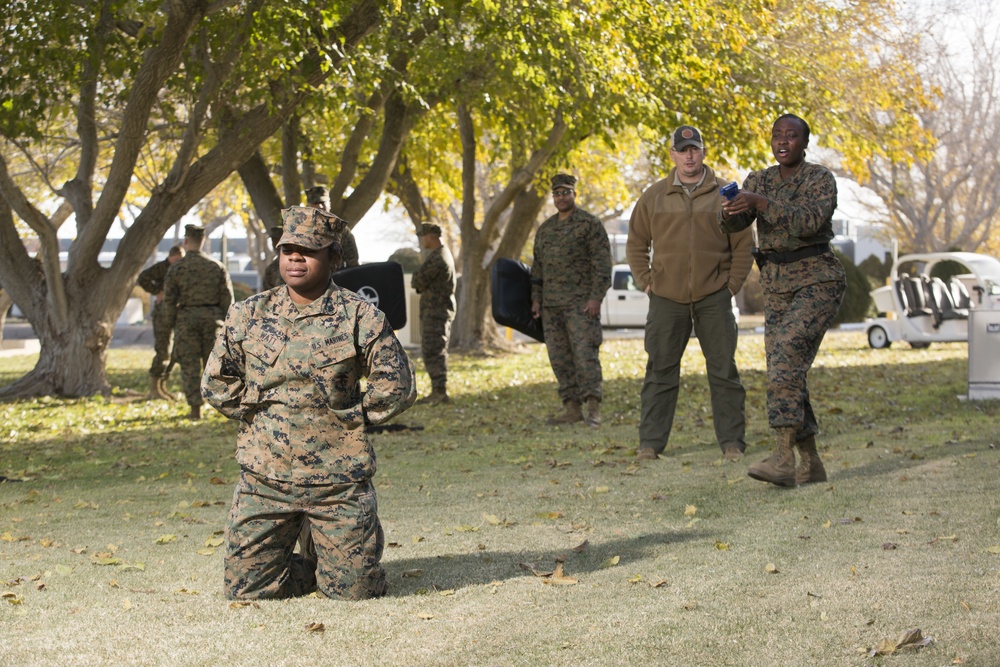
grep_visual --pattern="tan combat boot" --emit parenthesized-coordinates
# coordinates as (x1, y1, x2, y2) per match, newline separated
(546, 400, 583, 425)
(795, 434, 827, 485)
(584, 397, 601, 428)
(147, 376, 171, 401)
(158, 376, 177, 401)
(416, 388, 450, 405)
(747, 427, 797, 487)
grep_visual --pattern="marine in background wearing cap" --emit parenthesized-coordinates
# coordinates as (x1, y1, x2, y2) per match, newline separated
(411, 222, 457, 405)
(137, 244, 185, 400)
(531, 173, 612, 428)
(202, 206, 416, 601)
(162, 224, 233, 420)
(626, 125, 753, 463)
(305, 186, 360, 270)
(261, 225, 285, 291)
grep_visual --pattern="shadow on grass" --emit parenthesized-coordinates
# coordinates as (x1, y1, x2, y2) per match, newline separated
(382, 529, 699, 596)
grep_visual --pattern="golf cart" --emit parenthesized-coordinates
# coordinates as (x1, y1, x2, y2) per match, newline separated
(866, 252, 1000, 349)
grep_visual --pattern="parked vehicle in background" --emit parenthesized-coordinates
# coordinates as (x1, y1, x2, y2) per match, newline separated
(602, 265, 740, 328)
(866, 252, 1000, 349)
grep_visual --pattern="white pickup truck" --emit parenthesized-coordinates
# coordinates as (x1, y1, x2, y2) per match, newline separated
(602, 264, 740, 328)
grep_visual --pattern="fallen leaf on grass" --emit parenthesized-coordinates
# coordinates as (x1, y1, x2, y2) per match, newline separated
(482, 513, 501, 526)
(627, 574, 642, 584)
(714, 541, 730, 551)
(542, 562, 578, 586)
(986, 546, 1000, 554)
(882, 542, 898, 550)
(684, 504, 697, 516)
(196, 548, 216, 556)
(154, 534, 177, 544)
(765, 563, 779, 574)
(2, 592, 23, 605)
(229, 601, 260, 609)
(209, 477, 227, 485)
(402, 569, 424, 578)
(417, 613, 435, 620)
(649, 580, 668, 588)
(518, 562, 554, 577)
(54, 565, 74, 576)
(122, 599, 132, 610)
(867, 628, 933, 657)
(173, 588, 199, 595)
(304, 622, 325, 633)
(92, 557, 121, 566)
(599, 556, 620, 569)
(571, 540, 589, 553)
(929, 535, 958, 544)
(204, 536, 224, 548)
(535, 511, 564, 520)
(1, 532, 30, 542)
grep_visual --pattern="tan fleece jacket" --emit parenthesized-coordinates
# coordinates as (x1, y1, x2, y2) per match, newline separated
(626, 166, 753, 303)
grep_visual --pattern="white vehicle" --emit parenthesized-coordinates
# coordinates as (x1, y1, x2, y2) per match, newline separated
(602, 264, 740, 328)
(866, 252, 1000, 349)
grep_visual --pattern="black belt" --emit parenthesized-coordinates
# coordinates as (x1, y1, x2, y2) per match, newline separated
(752, 243, 830, 269)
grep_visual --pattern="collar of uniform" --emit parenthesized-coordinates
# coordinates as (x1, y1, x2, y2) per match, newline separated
(274, 278, 341, 321)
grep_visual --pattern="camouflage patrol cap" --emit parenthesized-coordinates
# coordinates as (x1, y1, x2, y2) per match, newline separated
(184, 224, 205, 239)
(417, 223, 442, 237)
(305, 186, 330, 206)
(671, 125, 703, 150)
(551, 173, 577, 191)
(277, 206, 346, 250)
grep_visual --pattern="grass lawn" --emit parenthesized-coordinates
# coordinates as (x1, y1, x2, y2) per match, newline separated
(1, 332, 999, 666)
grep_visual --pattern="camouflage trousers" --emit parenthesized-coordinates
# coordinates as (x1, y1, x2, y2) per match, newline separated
(420, 309, 454, 391)
(763, 280, 845, 437)
(639, 289, 746, 454)
(148, 305, 173, 378)
(542, 305, 603, 403)
(225, 469, 386, 600)
(173, 307, 222, 407)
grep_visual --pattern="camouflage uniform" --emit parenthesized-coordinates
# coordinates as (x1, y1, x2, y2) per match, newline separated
(412, 242, 456, 392)
(340, 230, 360, 270)
(202, 278, 416, 600)
(719, 161, 846, 438)
(137, 259, 174, 378)
(163, 248, 233, 409)
(531, 206, 612, 404)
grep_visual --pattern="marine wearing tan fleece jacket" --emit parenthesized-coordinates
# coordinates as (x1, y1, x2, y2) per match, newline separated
(626, 166, 753, 303)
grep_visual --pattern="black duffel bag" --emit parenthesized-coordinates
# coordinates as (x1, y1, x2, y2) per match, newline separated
(333, 261, 407, 330)
(490, 257, 544, 343)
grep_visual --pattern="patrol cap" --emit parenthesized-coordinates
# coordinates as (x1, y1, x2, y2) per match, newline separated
(417, 223, 442, 237)
(184, 224, 205, 239)
(305, 186, 330, 206)
(551, 173, 577, 191)
(672, 125, 704, 150)
(277, 206, 346, 251)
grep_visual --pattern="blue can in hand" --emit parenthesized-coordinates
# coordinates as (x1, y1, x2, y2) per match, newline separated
(720, 182, 738, 200)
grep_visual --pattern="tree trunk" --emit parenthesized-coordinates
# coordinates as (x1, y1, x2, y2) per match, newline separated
(0, 306, 113, 399)
(0, 289, 11, 346)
